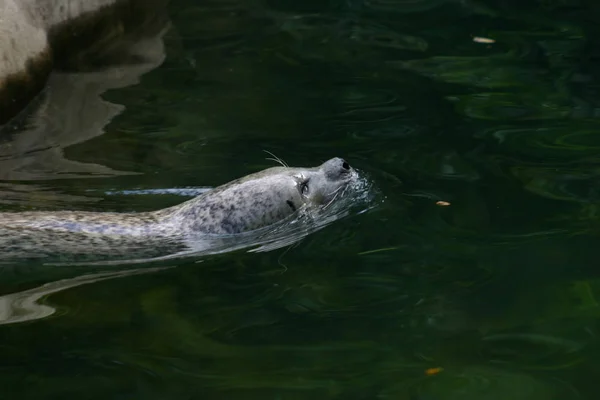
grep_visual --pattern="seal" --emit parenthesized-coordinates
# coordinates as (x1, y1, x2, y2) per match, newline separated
(0, 157, 358, 262)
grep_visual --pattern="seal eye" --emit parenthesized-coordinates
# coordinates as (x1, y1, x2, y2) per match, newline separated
(342, 161, 350, 170)
(295, 174, 310, 197)
(300, 181, 309, 196)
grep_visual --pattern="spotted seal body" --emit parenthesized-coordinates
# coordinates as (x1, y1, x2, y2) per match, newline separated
(0, 157, 356, 262)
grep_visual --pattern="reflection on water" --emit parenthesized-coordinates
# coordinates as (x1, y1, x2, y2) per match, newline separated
(2, 0, 600, 398)
(0, 28, 168, 182)
(0, 7, 170, 210)
(0, 266, 172, 325)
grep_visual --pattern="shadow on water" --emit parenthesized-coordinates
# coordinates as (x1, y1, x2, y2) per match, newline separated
(3, 0, 600, 398)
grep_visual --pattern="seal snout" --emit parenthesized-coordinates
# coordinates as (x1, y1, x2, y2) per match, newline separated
(322, 157, 353, 181)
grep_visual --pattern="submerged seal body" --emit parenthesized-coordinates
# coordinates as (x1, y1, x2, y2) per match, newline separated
(0, 157, 357, 262)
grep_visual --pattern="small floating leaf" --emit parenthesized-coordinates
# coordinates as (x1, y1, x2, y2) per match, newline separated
(425, 367, 444, 376)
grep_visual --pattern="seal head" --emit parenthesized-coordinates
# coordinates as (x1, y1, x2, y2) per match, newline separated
(163, 157, 357, 235)
(292, 157, 353, 206)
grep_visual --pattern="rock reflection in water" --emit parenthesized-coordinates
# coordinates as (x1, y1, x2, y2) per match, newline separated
(0, 266, 172, 325)
(0, 25, 168, 181)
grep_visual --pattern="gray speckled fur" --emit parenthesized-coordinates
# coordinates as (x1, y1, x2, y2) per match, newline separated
(0, 158, 355, 262)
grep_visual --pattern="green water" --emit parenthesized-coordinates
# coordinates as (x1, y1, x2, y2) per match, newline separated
(2, 0, 600, 398)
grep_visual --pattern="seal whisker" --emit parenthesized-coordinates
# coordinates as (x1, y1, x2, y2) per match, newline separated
(322, 185, 346, 210)
(326, 184, 345, 199)
(263, 150, 289, 168)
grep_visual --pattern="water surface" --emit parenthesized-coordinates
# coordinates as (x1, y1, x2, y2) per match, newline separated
(1, 0, 600, 398)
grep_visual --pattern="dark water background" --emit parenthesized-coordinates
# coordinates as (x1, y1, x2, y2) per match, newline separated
(2, 0, 600, 398)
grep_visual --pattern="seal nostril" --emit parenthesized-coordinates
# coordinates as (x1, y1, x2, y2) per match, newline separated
(342, 161, 350, 170)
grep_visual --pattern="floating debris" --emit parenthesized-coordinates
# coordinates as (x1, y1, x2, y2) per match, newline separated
(473, 36, 495, 44)
(436, 201, 451, 206)
(425, 367, 444, 376)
